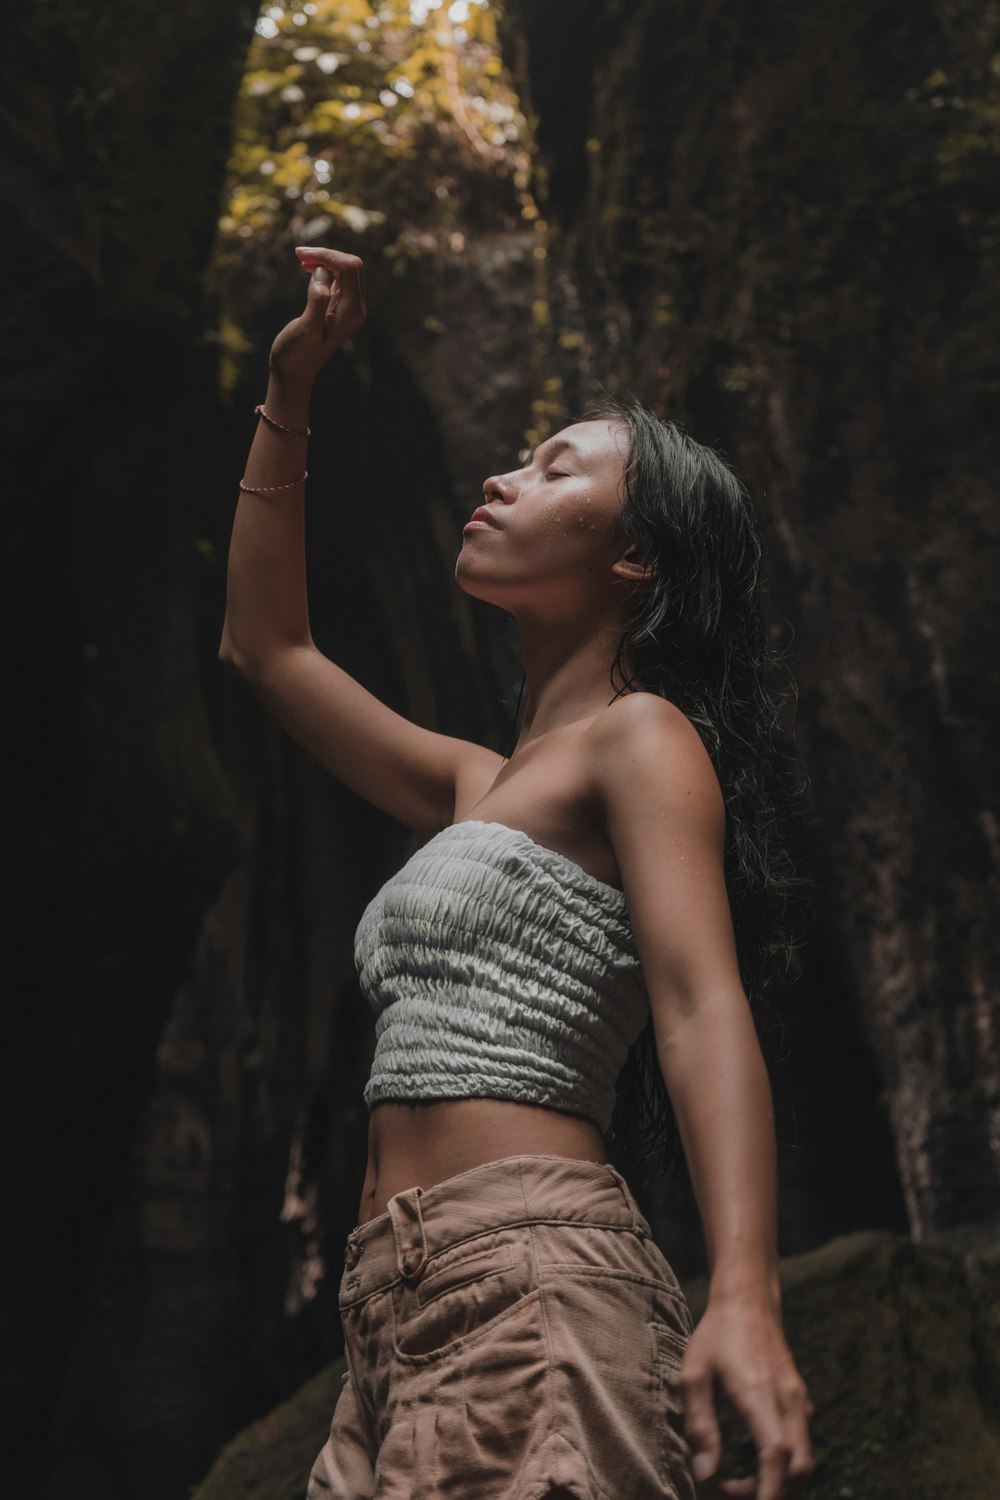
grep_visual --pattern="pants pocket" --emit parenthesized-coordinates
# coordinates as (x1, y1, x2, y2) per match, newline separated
(391, 1227, 535, 1361)
(649, 1317, 696, 1498)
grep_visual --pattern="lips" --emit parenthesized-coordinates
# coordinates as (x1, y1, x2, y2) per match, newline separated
(467, 506, 502, 529)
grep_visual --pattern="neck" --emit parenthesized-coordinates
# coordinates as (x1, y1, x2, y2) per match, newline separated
(510, 608, 638, 750)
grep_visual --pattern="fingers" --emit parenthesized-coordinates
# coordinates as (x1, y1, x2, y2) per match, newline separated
(324, 256, 365, 332)
(778, 1377, 815, 1496)
(710, 1480, 756, 1498)
(295, 246, 366, 333)
(752, 1430, 791, 1500)
(681, 1364, 723, 1488)
(295, 244, 362, 274)
(737, 1387, 794, 1500)
(731, 1380, 813, 1500)
(299, 265, 333, 329)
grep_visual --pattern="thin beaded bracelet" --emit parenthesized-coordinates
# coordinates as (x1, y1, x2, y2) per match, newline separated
(239, 472, 308, 494)
(255, 402, 310, 437)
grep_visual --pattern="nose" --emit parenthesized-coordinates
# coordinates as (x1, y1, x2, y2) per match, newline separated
(484, 470, 518, 503)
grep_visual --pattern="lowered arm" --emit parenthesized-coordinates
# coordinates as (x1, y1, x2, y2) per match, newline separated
(592, 692, 813, 1500)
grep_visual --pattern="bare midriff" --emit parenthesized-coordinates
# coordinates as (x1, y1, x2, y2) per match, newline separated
(356, 1098, 609, 1225)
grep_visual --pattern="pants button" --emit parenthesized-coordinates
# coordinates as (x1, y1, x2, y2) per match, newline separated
(401, 1248, 424, 1276)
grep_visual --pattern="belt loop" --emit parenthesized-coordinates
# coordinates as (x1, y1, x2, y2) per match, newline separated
(604, 1162, 644, 1236)
(344, 1233, 364, 1269)
(387, 1185, 428, 1280)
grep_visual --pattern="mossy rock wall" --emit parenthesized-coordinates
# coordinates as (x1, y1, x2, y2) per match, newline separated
(501, 0, 1000, 1240)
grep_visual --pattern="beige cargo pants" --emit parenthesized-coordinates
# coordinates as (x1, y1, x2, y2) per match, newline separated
(306, 1153, 696, 1499)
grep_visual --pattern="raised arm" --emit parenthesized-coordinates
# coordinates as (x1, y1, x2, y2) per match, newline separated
(591, 692, 814, 1500)
(220, 247, 494, 835)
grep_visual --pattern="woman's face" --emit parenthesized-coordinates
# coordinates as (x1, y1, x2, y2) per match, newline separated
(455, 418, 636, 617)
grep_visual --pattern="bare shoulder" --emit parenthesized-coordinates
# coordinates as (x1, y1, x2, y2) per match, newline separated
(586, 691, 725, 828)
(586, 694, 741, 1012)
(451, 738, 506, 820)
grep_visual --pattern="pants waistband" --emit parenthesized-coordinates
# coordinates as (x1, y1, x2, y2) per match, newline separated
(340, 1153, 647, 1303)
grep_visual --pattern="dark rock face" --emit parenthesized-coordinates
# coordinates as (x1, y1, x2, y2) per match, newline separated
(501, 0, 1000, 1240)
(2, 1, 257, 1491)
(4, 6, 536, 1496)
(43, 236, 538, 1499)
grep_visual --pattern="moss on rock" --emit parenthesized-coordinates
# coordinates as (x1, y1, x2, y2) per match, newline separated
(687, 1228, 1000, 1497)
(191, 1359, 347, 1500)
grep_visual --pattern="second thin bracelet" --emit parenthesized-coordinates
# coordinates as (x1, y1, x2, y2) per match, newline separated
(255, 402, 311, 437)
(239, 471, 308, 494)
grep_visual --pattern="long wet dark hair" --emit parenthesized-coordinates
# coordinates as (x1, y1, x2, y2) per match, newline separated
(579, 393, 804, 1181)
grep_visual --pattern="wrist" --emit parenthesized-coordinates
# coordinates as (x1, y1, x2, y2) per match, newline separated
(265, 372, 313, 425)
(706, 1261, 782, 1315)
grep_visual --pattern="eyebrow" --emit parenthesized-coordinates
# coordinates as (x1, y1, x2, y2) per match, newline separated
(524, 436, 585, 467)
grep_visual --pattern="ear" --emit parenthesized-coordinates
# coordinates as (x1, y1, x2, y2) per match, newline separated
(611, 544, 657, 586)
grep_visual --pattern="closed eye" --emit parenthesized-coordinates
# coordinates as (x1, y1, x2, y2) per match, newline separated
(543, 470, 568, 480)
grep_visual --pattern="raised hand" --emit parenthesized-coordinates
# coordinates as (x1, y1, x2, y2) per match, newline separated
(268, 246, 368, 389)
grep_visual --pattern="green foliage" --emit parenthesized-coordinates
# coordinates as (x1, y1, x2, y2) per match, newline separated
(213, 0, 534, 384)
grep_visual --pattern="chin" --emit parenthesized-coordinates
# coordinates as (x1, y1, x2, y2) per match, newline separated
(454, 556, 504, 606)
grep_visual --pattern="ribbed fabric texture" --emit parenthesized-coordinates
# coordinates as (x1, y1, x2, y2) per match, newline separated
(355, 820, 649, 1134)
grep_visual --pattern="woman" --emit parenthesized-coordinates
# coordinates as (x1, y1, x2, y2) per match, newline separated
(220, 246, 814, 1500)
